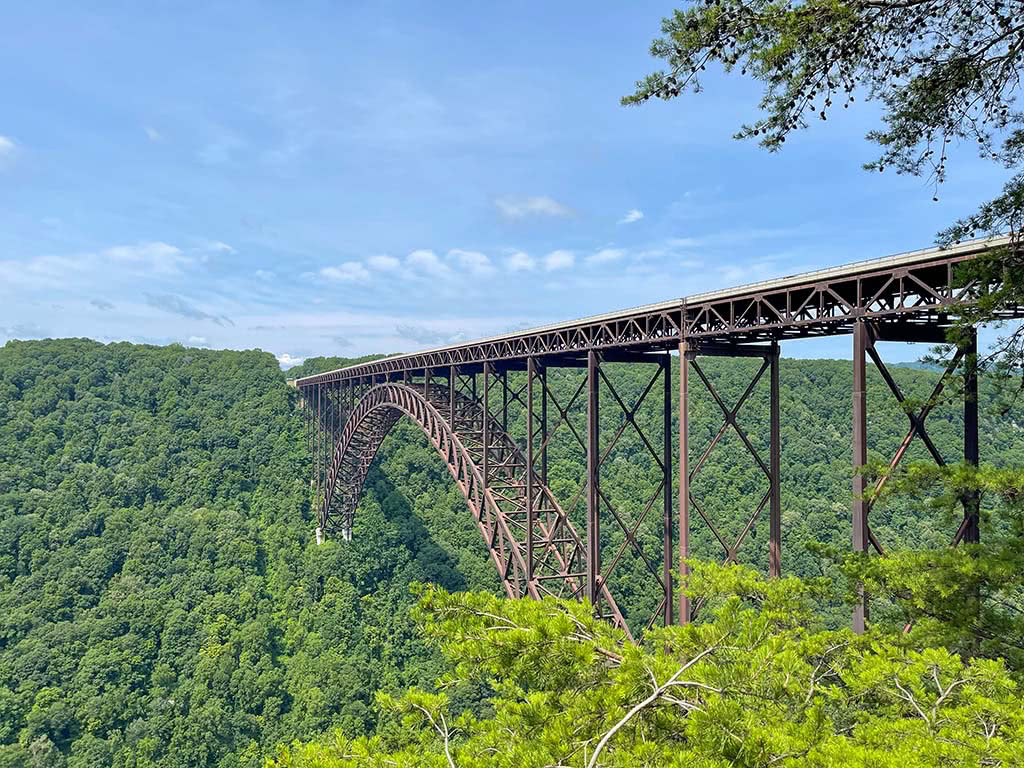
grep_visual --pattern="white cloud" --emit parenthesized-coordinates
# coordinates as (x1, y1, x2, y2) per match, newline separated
(619, 208, 644, 224)
(588, 248, 627, 265)
(367, 254, 401, 271)
(544, 250, 575, 271)
(144, 126, 162, 142)
(496, 196, 571, 219)
(255, 269, 275, 280)
(103, 242, 191, 274)
(0, 136, 14, 156)
(0, 240, 199, 290)
(321, 262, 370, 282)
(505, 251, 535, 272)
(187, 335, 207, 345)
(449, 248, 494, 277)
(407, 249, 451, 277)
(277, 353, 305, 369)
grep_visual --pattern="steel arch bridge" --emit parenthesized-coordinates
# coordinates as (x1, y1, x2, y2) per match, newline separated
(296, 235, 1022, 639)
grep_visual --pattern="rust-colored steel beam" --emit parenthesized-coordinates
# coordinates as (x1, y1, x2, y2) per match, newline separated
(526, 357, 536, 586)
(852, 320, 869, 634)
(297, 237, 1012, 388)
(769, 342, 781, 579)
(662, 352, 674, 627)
(962, 328, 980, 544)
(679, 339, 691, 625)
(586, 350, 600, 608)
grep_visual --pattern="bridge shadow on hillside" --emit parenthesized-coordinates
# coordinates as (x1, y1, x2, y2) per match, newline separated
(358, 465, 470, 595)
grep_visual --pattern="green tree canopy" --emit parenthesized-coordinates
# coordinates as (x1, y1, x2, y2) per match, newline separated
(625, 0, 1024, 377)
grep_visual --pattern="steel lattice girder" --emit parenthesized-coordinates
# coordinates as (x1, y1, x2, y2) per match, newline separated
(295, 237, 1017, 388)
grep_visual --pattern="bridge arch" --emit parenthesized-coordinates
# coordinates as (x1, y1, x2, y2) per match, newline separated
(318, 382, 628, 633)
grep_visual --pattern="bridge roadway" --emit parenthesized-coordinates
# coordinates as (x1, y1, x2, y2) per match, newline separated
(297, 235, 1018, 638)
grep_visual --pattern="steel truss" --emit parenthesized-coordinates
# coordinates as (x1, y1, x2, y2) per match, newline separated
(295, 236, 1020, 637)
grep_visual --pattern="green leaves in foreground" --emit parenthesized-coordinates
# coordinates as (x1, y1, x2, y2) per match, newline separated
(268, 563, 1024, 768)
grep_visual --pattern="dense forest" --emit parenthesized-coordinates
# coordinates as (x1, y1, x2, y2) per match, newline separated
(2, 339, 1023, 767)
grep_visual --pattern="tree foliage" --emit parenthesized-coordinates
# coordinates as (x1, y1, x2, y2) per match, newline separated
(625, 0, 1024, 379)
(5, 342, 1024, 766)
(269, 566, 1024, 767)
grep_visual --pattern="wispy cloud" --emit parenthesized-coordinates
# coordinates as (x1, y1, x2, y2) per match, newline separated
(449, 248, 494, 277)
(90, 298, 115, 311)
(0, 135, 15, 163)
(104, 242, 192, 274)
(396, 322, 466, 346)
(544, 250, 575, 271)
(144, 293, 234, 327)
(505, 251, 535, 272)
(496, 196, 571, 219)
(588, 248, 626, 265)
(321, 262, 370, 282)
(144, 126, 162, 142)
(619, 208, 644, 224)
(255, 269, 275, 280)
(202, 240, 236, 254)
(667, 227, 802, 249)
(0, 322, 49, 339)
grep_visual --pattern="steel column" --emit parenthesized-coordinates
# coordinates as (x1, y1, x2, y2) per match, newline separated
(541, 366, 548, 487)
(449, 365, 456, 422)
(678, 339, 691, 625)
(586, 350, 600, 607)
(852, 319, 869, 633)
(526, 357, 536, 584)
(501, 369, 509, 434)
(769, 341, 782, 578)
(963, 328, 980, 543)
(482, 362, 490, 485)
(662, 352, 674, 625)
(316, 384, 321, 508)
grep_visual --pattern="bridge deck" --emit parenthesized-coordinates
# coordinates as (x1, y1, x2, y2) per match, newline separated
(297, 235, 1014, 385)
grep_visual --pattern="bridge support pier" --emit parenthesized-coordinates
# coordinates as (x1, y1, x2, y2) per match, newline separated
(962, 329, 980, 544)
(586, 351, 601, 608)
(851, 319, 981, 632)
(678, 340, 782, 625)
(678, 340, 690, 625)
(852, 321, 870, 633)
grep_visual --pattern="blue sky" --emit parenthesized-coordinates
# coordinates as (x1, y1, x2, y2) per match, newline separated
(0, 1, 1010, 368)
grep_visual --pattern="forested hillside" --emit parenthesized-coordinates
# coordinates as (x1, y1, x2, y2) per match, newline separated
(0, 340, 497, 768)
(2, 339, 1023, 767)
